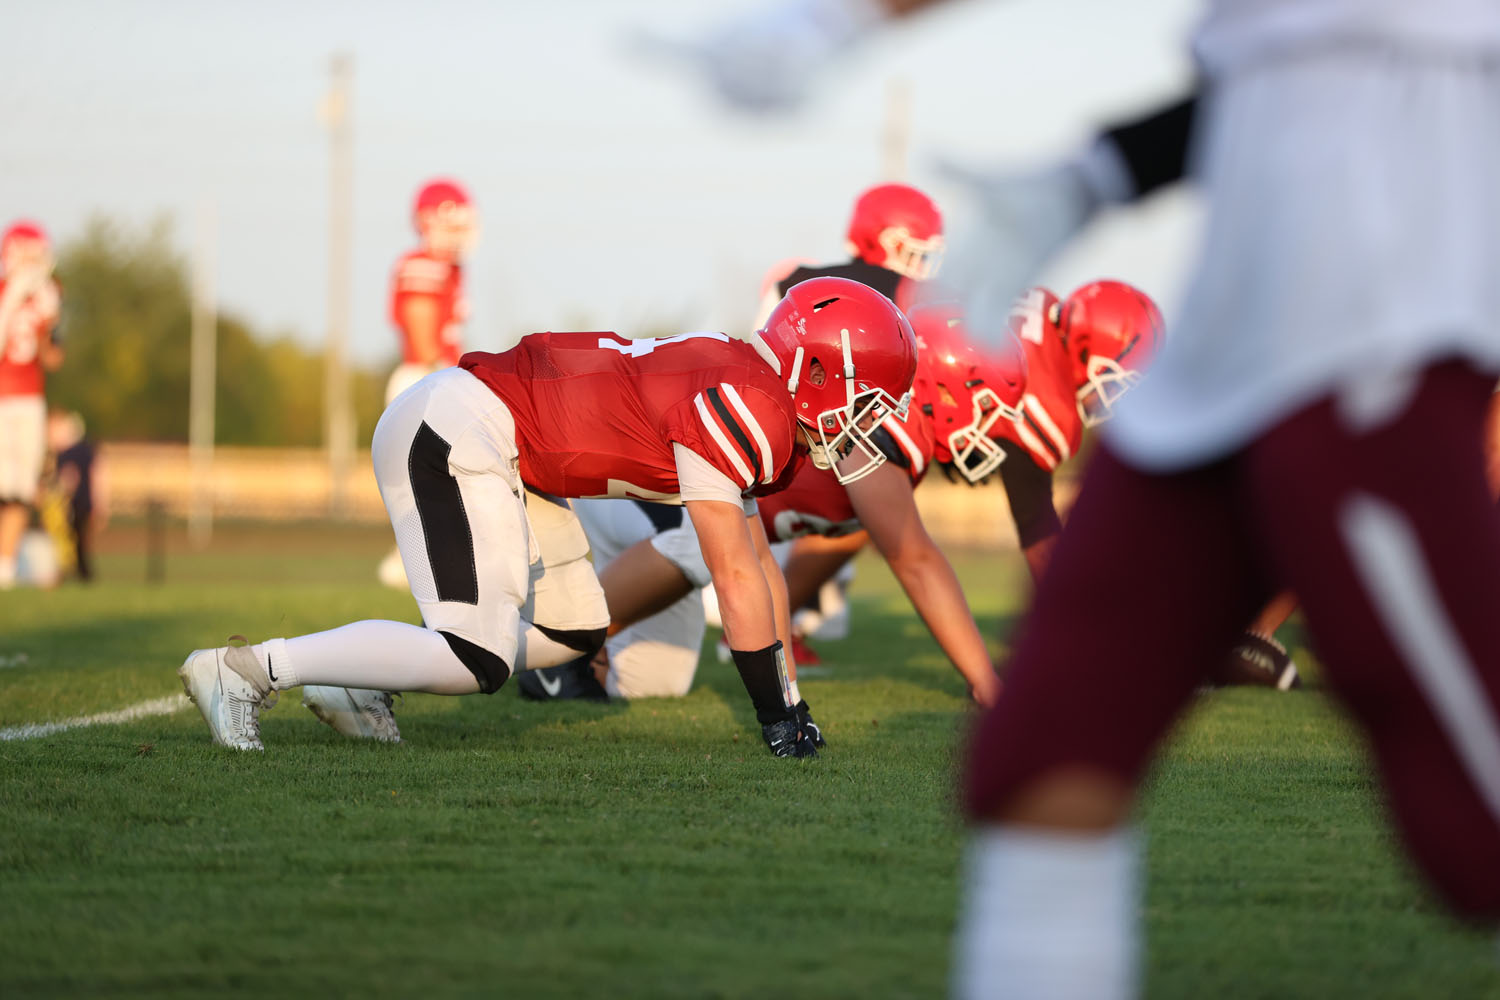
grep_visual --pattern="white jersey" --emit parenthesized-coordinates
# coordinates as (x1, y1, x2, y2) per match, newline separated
(1108, 6, 1500, 471)
(1195, 0, 1500, 74)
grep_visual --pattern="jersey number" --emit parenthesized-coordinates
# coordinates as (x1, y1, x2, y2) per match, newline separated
(597, 331, 729, 357)
(1009, 289, 1049, 346)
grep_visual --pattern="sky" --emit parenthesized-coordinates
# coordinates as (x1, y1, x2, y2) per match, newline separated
(1, 0, 1202, 366)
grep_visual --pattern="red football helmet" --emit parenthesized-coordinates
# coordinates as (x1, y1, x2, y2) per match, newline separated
(845, 183, 944, 281)
(910, 304, 1026, 483)
(753, 277, 918, 484)
(1060, 280, 1165, 427)
(1, 220, 51, 277)
(412, 179, 477, 260)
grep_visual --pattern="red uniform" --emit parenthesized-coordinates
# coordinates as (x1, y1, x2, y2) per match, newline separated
(389, 249, 466, 366)
(0, 276, 60, 398)
(759, 407, 936, 541)
(461, 331, 799, 502)
(998, 311, 1082, 473)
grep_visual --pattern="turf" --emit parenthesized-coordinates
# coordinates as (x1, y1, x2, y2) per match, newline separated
(0, 519, 1495, 998)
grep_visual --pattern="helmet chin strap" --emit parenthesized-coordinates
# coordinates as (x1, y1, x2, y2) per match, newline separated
(841, 329, 856, 408)
(786, 346, 805, 395)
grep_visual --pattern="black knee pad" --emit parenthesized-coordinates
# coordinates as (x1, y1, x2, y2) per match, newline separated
(535, 623, 607, 659)
(439, 630, 513, 695)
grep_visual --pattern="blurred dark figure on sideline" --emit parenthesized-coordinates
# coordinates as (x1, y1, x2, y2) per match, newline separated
(44, 408, 105, 583)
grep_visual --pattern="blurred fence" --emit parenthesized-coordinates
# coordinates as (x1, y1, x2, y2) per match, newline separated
(104, 443, 1073, 548)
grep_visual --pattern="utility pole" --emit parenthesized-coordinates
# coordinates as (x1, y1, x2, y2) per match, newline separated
(882, 77, 911, 182)
(321, 53, 355, 519)
(188, 198, 217, 548)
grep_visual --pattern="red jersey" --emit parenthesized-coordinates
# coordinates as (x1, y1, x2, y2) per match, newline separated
(389, 249, 466, 366)
(759, 406, 936, 541)
(997, 320, 1083, 473)
(0, 275, 60, 398)
(460, 331, 798, 502)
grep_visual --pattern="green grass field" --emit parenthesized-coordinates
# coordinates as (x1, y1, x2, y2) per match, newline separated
(1, 519, 1496, 998)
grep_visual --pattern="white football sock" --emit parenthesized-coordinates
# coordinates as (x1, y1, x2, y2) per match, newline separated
(953, 825, 1140, 1000)
(515, 622, 593, 672)
(256, 621, 480, 695)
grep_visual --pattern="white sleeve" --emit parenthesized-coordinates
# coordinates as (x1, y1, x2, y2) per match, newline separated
(674, 441, 757, 516)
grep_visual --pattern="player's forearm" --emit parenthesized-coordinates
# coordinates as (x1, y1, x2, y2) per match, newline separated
(40, 339, 64, 372)
(714, 564, 779, 651)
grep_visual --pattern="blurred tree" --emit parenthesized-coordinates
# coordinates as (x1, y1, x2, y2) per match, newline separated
(47, 216, 386, 445)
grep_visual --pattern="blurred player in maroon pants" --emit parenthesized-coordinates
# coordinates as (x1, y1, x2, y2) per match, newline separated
(658, 0, 1500, 995)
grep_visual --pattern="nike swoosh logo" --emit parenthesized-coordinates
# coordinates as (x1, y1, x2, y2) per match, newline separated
(537, 671, 562, 697)
(266, 658, 277, 683)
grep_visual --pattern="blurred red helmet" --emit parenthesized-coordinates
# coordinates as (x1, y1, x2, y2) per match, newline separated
(845, 183, 944, 281)
(1060, 280, 1165, 427)
(412, 178, 477, 259)
(910, 304, 1026, 483)
(1, 220, 50, 276)
(754, 276, 918, 484)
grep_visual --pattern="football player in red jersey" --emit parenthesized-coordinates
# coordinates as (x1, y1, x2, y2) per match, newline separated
(998, 281, 1301, 688)
(566, 304, 1020, 713)
(386, 178, 476, 405)
(996, 281, 1164, 579)
(179, 277, 917, 758)
(0, 221, 64, 590)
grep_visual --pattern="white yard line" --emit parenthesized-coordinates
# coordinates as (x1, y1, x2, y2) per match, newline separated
(0, 694, 190, 741)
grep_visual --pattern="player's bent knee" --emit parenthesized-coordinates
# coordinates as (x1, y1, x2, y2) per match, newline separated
(439, 630, 513, 694)
(534, 623, 607, 659)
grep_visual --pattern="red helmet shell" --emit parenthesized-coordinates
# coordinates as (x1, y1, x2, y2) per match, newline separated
(755, 276, 918, 483)
(1060, 280, 1165, 427)
(1, 220, 51, 277)
(910, 304, 1026, 482)
(412, 178, 477, 259)
(845, 184, 944, 280)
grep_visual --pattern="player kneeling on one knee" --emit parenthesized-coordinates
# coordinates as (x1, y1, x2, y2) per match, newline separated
(178, 276, 917, 757)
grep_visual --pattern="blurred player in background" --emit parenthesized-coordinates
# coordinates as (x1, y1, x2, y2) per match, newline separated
(387, 178, 476, 403)
(181, 277, 918, 759)
(752, 181, 942, 327)
(0, 221, 64, 591)
(654, 1, 1500, 995)
(536, 304, 1017, 712)
(378, 179, 478, 589)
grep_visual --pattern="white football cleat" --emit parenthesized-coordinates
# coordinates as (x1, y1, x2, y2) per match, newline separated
(178, 638, 277, 750)
(302, 686, 401, 743)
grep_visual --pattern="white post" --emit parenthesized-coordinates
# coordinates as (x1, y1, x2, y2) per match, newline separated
(882, 76, 911, 182)
(322, 53, 355, 519)
(188, 198, 217, 548)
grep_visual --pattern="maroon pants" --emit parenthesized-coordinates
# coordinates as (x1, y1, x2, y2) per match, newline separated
(966, 361, 1500, 917)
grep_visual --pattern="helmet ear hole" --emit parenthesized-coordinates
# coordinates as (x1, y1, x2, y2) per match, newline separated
(808, 359, 827, 387)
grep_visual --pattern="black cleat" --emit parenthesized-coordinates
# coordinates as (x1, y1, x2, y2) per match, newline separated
(517, 654, 610, 702)
(796, 699, 826, 748)
(761, 717, 817, 758)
